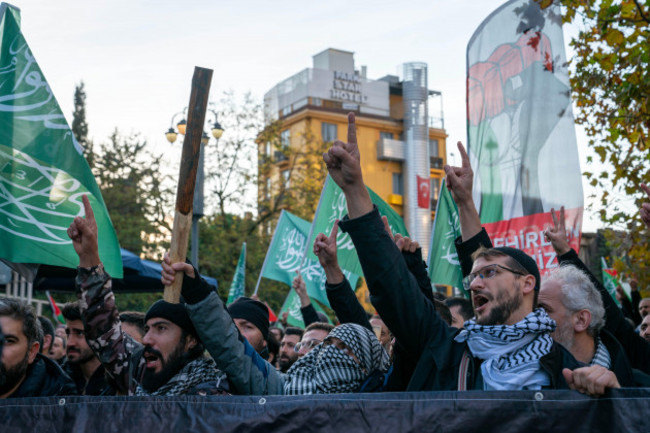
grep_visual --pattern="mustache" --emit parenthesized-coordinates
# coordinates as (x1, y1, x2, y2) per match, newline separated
(143, 346, 163, 359)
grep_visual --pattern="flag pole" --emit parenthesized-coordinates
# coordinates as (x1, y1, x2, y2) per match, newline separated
(253, 210, 285, 296)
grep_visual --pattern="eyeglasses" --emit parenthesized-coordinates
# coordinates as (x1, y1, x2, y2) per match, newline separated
(294, 338, 322, 352)
(465, 263, 526, 285)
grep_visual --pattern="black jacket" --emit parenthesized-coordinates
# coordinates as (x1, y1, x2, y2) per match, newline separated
(10, 354, 77, 398)
(64, 361, 115, 396)
(339, 207, 578, 391)
(455, 228, 641, 386)
(557, 248, 650, 376)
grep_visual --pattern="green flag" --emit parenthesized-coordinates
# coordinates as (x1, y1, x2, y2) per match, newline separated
(427, 179, 464, 295)
(226, 242, 246, 305)
(601, 257, 620, 306)
(279, 289, 331, 328)
(305, 175, 408, 277)
(260, 210, 359, 308)
(0, 5, 122, 277)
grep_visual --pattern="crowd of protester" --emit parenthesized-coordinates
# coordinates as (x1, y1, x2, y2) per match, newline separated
(1, 113, 649, 400)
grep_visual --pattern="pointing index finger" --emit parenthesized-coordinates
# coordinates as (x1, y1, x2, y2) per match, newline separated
(457, 142, 470, 169)
(82, 195, 95, 221)
(329, 220, 339, 242)
(347, 112, 357, 145)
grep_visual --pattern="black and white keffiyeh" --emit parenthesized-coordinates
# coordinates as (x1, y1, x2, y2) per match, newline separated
(284, 323, 390, 395)
(589, 337, 611, 368)
(455, 308, 556, 391)
(135, 356, 225, 396)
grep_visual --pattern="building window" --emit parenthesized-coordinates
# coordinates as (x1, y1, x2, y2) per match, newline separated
(392, 173, 403, 195)
(265, 141, 271, 156)
(380, 131, 394, 141)
(280, 129, 290, 147)
(321, 122, 337, 142)
(265, 178, 271, 200)
(429, 139, 439, 157)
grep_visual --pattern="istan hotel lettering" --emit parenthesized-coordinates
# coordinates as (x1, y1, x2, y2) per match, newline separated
(330, 71, 367, 104)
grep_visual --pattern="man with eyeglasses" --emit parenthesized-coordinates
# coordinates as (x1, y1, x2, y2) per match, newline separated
(295, 323, 333, 358)
(318, 113, 604, 393)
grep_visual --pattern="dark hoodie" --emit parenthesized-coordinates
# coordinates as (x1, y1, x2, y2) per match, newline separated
(9, 353, 77, 398)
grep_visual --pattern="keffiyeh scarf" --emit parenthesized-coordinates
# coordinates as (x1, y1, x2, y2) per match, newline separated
(455, 308, 556, 391)
(135, 356, 225, 396)
(284, 323, 390, 395)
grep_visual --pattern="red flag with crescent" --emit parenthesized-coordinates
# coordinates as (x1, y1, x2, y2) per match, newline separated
(417, 175, 430, 209)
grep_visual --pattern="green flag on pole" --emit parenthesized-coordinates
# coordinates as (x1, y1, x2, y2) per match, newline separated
(226, 242, 246, 305)
(259, 210, 359, 308)
(305, 175, 408, 277)
(0, 5, 122, 277)
(601, 257, 621, 306)
(278, 289, 332, 329)
(427, 179, 464, 295)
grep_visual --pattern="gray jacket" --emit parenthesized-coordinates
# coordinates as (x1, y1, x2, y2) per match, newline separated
(186, 291, 286, 395)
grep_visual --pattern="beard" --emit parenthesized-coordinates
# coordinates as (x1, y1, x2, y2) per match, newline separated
(140, 343, 189, 393)
(551, 319, 575, 351)
(66, 346, 95, 365)
(476, 283, 524, 326)
(0, 351, 30, 396)
(278, 354, 298, 373)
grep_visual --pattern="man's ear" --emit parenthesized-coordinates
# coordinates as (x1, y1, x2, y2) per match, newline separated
(28, 341, 40, 364)
(573, 309, 591, 333)
(521, 274, 536, 295)
(184, 334, 198, 352)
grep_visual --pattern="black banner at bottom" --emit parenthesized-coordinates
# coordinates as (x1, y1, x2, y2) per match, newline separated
(1, 389, 649, 433)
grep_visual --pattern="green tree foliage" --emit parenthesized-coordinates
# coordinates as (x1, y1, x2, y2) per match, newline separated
(71, 81, 93, 167)
(257, 119, 329, 225)
(92, 131, 172, 256)
(204, 91, 263, 223)
(548, 0, 649, 285)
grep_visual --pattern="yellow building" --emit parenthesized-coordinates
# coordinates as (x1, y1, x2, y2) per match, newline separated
(262, 48, 447, 257)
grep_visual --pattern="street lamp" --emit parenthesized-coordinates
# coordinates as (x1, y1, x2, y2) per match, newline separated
(165, 106, 224, 270)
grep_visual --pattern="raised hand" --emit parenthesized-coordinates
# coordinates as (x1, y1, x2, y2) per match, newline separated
(67, 195, 100, 268)
(323, 113, 372, 218)
(382, 215, 419, 252)
(313, 222, 344, 284)
(444, 142, 474, 206)
(292, 272, 311, 307)
(161, 251, 195, 286)
(562, 365, 620, 397)
(641, 183, 650, 229)
(323, 113, 362, 190)
(544, 206, 571, 256)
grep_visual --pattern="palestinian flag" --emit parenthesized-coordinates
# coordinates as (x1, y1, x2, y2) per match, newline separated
(46, 290, 64, 324)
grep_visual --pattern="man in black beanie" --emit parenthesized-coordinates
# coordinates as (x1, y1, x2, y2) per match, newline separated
(228, 297, 269, 356)
(66, 195, 225, 395)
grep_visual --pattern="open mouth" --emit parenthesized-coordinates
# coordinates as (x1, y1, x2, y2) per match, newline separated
(473, 294, 490, 312)
(143, 353, 160, 369)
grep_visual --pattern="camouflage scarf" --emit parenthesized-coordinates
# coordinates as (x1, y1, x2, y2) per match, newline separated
(135, 356, 224, 396)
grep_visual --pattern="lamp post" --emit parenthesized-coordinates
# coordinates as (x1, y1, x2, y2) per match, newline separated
(165, 106, 224, 270)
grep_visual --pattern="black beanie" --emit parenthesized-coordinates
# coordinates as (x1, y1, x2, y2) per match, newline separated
(145, 300, 198, 338)
(227, 297, 269, 339)
(493, 247, 540, 291)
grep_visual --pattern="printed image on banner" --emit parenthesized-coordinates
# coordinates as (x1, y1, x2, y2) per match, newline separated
(305, 175, 409, 277)
(466, 0, 583, 275)
(262, 210, 359, 308)
(428, 179, 464, 292)
(0, 5, 122, 276)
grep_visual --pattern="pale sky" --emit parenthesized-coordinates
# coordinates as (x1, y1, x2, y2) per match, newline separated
(9, 0, 605, 231)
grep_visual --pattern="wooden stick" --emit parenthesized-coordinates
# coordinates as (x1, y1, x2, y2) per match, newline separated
(164, 66, 213, 303)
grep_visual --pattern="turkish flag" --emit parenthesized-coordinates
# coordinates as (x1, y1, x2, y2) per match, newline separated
(417, 175, 430, 209)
